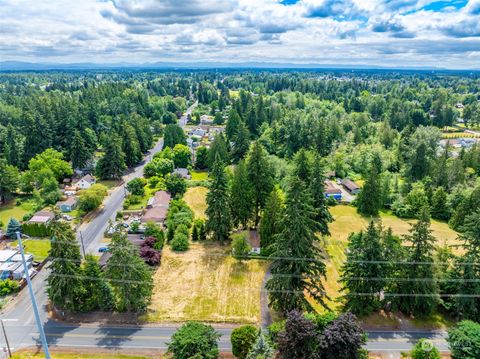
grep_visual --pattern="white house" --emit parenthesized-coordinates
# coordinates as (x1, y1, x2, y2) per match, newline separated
(76, 174, 96, 189)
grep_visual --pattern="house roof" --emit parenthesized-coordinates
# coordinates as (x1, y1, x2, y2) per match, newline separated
(141, 206, 169, 223)
(58, 197, 78, 207)
(79, 174, 95, 183)
(325, 181, 341, 194)
(342, 179, 360, 191)
(0, 249, 18, 263)
(29, 210, 55, 224)
(152, 190, 171, 207)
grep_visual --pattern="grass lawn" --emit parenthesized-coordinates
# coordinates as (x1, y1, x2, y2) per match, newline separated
(97, 180, 122, 190)
(183, 186, 208, 219)
(12, 239, 51, 261)
(145, 242, 269, 324)
(0, 198, 37, 229)
(312, 205, 460, 322)
(125, 186, 160, 210)
(190, 170, 209, 181)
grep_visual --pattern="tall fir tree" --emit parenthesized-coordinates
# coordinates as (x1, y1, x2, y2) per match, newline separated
(259, 187, 284, 254)
(96, 133, 126, 179)
(395, 207, 440, 315)
(206, 157, 233, 243)
(266, 177, 328, 313)
(357, 161, 382, 216)
(82, 255, 115, 311)
(230, 160, 254, 228)
(47, 221, 86, 311)
(454, 210, 480, 320)
(309, 156, 332, 236)
(105, 232, 153, 312)
(69, 130, 90, 169)
(340, 221, 388, 315)
(292, 149, 311, 183)
(231, 122, 251, 163)
(246, 141, 274, 227)
(207, 133, 229, 168)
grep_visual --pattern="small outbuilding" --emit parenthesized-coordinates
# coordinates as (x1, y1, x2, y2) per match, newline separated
(28, 210, 54, 224)
(324, 181, 342, 200)
(57, 197, 78, 212)
(341, 179, 361, 195)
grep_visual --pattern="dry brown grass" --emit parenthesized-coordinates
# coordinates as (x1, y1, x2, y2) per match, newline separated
(183, 186, 208, 219)
(145, 242, 269, 324)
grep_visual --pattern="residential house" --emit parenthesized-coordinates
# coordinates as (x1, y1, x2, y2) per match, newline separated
(28, 210, 54, 225)
(57, 197, 78, 213)
(341, 179, 361, 195)
(64, 185, 78, 196)
(76, 174, 96, 189)
(200, 115, 214, 125)
(141, 190, 171, 224)
(0, 249, 34, 280)
(192, 128, 207, 137)
(325, 181, 342, 201)
(173, 168, 191, 179)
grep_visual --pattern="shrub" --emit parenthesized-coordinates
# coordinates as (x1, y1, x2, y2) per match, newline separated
(171, 232, 189, 251)
(232, 232, 251, 258)
(0, 279, 20, 296)
(167, 321, 220, 359)
(411, 339, 441, 359)
(126, 178, 146, 196)
(129, 220, 140, 233)
(447, 320, 480, 359)
(139, 246, 161, 266)
(176, 224, 190, 237)
(127, 194, 142, 205)
(231, 325, 258, 359)
(267, 321, 285, 346)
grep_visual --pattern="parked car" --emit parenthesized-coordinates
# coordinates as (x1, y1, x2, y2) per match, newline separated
(98, 246, 109, 253)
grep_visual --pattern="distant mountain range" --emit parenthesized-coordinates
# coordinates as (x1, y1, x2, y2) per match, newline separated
(1, 60, 478, 72)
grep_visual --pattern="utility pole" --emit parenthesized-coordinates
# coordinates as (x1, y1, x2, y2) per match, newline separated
(0, 320, 11, 358)
(15, 231, 51, 359)
(79, 231, 86, 257)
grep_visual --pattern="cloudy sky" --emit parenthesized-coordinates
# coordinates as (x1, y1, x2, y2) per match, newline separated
(1, 0, 480, 68)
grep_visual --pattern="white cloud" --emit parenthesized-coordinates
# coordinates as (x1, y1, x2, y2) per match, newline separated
(0, 0, 479, 68)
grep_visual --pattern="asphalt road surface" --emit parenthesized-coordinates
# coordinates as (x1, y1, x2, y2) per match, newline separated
(0, 101, 450, 357)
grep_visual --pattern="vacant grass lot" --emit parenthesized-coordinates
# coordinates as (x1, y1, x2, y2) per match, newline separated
(145, 242, 269, 324)
(314, 204, 460, 326)
(13, 238, 51, 261)
(183, 186, 208, 219)
(190, 170, 209, 181)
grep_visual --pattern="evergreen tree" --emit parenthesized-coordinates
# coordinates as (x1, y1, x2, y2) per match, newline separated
(266, 178, 328, 313)
(122, 123, 142, 167)
(5, 218, 22, 238)
(246, 331, 274, 359)
(47, 221, 86, 311)
(226, 108, 242, 140)
(195, 146, 208, 170)
(292, 149, 311, 183)
(0, 160, 19, 204)
(164, 124, 187, 148)
(454, 210, 480, 320)
(207, 133, 229, 168)
(357, 162, 382, 216)
(69, 130, 90, 169)
(431, 187, 449, 221)
(205, 158, 232, 243)
(340, 221, 387, 315)
(259, 187, 284, 254)
(231, 123, 250, 163)
(310, 156, 332, 236)
(82, 255, 115, 311)
(395, 207, 439, 315)
(96, 133, 126, 179)
(246, 141, 274, 227)
(230, 160, 254, 228)
(105, 232, 153, 312)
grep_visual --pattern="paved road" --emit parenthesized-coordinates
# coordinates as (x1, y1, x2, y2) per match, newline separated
(0, 101, 450, 356)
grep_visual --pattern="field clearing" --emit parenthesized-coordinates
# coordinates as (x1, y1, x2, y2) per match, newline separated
(145, 242, 269, 324)
(442, 131, 477, 139)
(183, 186, 208, 219)
(13, 238, 51, 261)
(313, 205, 460, 313)
(97, 179, 122, 189)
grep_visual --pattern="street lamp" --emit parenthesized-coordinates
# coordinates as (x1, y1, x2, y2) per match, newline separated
(15, 231, 51, 359)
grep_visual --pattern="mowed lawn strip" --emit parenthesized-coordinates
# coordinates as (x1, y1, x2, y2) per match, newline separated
(145, 242, 269, 324)
(183, 186, 208, 219)
(12, 238, 51, 261)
